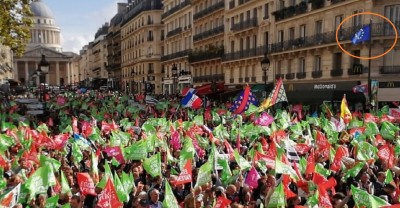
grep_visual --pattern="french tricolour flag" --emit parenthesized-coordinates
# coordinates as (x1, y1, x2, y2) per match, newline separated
(181, 91, 202, 110)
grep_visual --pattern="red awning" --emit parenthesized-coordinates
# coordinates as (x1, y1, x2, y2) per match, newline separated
(195, 82, 225, 96)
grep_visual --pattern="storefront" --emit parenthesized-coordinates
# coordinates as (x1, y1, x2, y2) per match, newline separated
(284, 81, 366, 109)
(378, 81, 400, 102)
(162, 78, 173, 95)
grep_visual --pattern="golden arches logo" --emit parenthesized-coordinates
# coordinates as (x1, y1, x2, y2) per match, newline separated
(335, 12, 398, 60)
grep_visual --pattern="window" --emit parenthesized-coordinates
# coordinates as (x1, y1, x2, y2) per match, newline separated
(315, 20, 323, 35)
(300, 25, 306, 38)
(352, 50, 361, 65)
(245, 37, 250, 50)
(278, 30, 284, 43)
(264, 32, 269, 45)
(253, 8, 258, 19)
(299, 57, 306, 73)
(231, 17, 234, 30)
(352, 10, 362, 27)
(288, 59, 293, 73)
(148, 63, 154, 74)
(279, 0, 285, 9)
(384, 5, 400, 35)
(278, 60, 282, 74)
(333, 53, 342, 70)
(264, 4, 269, 19)
(253, 35, 257, 48)
(335, 15, 343, 29)
(289, 0, 296, 6)
(314, 56, 321, 71)
(289, 27, 295, 41)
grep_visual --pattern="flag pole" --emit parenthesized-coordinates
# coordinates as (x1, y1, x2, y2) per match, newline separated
(367, 19, 373, 109)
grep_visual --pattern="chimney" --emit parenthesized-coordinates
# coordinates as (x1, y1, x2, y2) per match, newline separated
(117, 3, 128, 13)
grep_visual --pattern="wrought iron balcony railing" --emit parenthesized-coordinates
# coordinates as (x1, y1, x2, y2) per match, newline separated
(296, 72, 306, 79)
(269, 21, 400, 54)
(231, 17, 258, 32)
(193, 26, 224, 42)
(285, 73, 295, 80)
(380, 66, 400, 74)
(166, 27, 183, 38)
(312, 70, 323, 78)
(161, 49, 192, 61)
(162, 0, 191, 19)
(275, 74, 285, 80)
(330, 69, 343, 77)
(222, 45, 270, 62)
(189, 47, 224, 63)
(193, 1, 224, 21)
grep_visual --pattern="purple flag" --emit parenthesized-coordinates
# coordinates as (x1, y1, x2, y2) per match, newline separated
(255, 112, 274, 126)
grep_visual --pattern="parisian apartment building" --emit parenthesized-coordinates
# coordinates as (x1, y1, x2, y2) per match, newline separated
(76, 0, 399, 103)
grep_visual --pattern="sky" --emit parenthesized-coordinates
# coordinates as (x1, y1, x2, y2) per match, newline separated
(43, 0, 121, 54)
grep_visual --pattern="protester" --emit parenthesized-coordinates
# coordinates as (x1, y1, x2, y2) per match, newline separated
(0, 88, 399, 208)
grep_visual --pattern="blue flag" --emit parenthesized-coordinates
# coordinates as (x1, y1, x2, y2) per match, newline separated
(351, 25, 371, 45)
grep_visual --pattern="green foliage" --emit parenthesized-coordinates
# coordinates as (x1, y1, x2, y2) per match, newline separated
(0, 0, 33, 56)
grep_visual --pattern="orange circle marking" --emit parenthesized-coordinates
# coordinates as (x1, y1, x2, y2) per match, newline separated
(335, 11, 398, 60)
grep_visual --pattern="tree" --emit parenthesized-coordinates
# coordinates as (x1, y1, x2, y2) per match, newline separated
(0, 0, 33, 57)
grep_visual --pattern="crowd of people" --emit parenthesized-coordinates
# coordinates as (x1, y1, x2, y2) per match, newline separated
(0, 90, 399, 208)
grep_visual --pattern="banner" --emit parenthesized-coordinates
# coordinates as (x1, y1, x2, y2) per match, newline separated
(77, 173, 96, 196)
(104, 146, 125, 164)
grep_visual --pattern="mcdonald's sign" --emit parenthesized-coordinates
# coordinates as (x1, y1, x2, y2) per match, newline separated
(379, 81, 400, 88)
(352, 64, 363, 75)
(387, 81, 395, 88)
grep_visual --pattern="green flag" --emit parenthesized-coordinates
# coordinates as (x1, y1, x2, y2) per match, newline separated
(71, 142, 83, 165)
(233, 149, 251, 171)
(355, 141, 378, 161)
(195, 160, 212, 188)
(267, 183, 285, 207)
(143, 153, 161, 177)
(60, 171, 71, 195)
(217, 158, 232, 183)
(163, 181, 180, 208)
(315, 163, 331, 177)
(364, 122, 379, 136)
(351, 185, 389, 208)
(61, 203, 71, 208)
(275, 158, 299, 181)
(45, 195, 59, 208)
(0, 134, 14, 153)
(385, 169, 394, 185)
(381, 121, 398, 140)
(124, 140, 148, 160)
(114, 172, 129, 203)
(25, 166, 56, 200)
(39, 155, 61, 171)
(343, 162, 365, 181)
(121, 171, 135, 194)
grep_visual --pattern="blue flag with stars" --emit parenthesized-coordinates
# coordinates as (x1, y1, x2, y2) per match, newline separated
(351, 25, 371, 45)
(230, 86, 259, 114)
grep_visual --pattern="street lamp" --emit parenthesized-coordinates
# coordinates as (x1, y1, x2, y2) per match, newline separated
(172, 64, 178, 94)
(37, 54, 49, 111)
(260, 53, 270, 98)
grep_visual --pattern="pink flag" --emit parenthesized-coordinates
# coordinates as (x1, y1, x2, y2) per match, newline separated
(170, 131, 181, 150)
(255, 112, 274, 126)
(56, 96, 66, 105)
(103, 146, 125, 164)
(245, 167, 261, 189)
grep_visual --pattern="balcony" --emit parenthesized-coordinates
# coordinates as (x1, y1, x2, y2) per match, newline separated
(166, 27, 183, 38)
(238, 0, 252, 5)
(251, 77, 256, 82)
(189, 46, 224, 63)
(380, 66, 400, 74)
(285, 73, 295, 80)
(296, 72, 306, 79)
(147, 36, 154, 41)
(275, 74, 285, 80)
(194, 74, 224, 83)
(193, 1, 224, 21)
(193, 25, 224, 42)
(348, 64, 364, 75)
(244, 77, 250, 82)
(223, 45, 270, 62)
(161, 49, 192, 61)
(239, 78, 244, 83)
(330, 69, 343, 77)
(312, 70, 322, 78)
(272, 1, 307, 22)
(231, 17, 258, 32)
(162, 0, 191, 19)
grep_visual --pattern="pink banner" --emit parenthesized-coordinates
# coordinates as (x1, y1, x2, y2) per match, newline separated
(245, 167, 261, 189)
(255, 112, 274, 126)
(103, 146, 125, 164)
